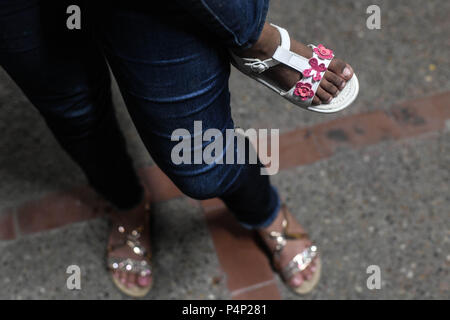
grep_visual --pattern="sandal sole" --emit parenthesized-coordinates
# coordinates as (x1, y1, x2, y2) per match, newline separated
(291, 257, 321, 295)
(111, 273, 153, 298)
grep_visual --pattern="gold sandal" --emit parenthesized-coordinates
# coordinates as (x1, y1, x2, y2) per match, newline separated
(107, 203, 153, 298)
(263, 205, 321, 295)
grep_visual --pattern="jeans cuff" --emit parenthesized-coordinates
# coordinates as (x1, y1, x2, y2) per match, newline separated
(238, 0, 270, 50)
(238, 185, 281, 230)
(107, 184, 145, 213)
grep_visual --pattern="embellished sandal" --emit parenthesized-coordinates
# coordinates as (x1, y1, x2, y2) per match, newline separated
(262, 206, 321, 295)
(230, 24, 359, 113)
(107, 202, 153, 298)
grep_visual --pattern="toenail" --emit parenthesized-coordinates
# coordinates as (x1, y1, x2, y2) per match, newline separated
(292, 277, 303, 287)
(138, 276, 151, 287)
(343, 67, 351, 78)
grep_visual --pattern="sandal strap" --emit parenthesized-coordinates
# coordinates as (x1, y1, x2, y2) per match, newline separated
(107, 203, 151, 258)
(242, 57, 280, 74)
(271, 23, 291, 52)
(269, 24, 335, 106)
(238, 23, 291, 74)
(108, 226, 148, 257)
(267, 205, 309, 254)
(263, 205, 319, 279)
(281, 245, 319, 280)
(108, 257, 152, 277)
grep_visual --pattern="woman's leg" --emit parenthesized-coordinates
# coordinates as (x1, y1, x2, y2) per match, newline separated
(0, 0, 143, 210)
(95, 3, 280, 228)
(0, 0, 153, 294)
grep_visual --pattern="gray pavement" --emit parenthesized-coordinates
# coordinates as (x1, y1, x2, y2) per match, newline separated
(0, 0, 449, 299)
(0, 130, 447, 299)
(271, 131, 449, 299)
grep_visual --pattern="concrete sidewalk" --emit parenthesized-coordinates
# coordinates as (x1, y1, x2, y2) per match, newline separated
(0, 0, 449, 299)
(0, 128, 448, 299)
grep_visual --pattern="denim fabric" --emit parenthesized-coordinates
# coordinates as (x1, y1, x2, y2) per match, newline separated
(173, 0, 270, 49)
(0, 1, 280, 228)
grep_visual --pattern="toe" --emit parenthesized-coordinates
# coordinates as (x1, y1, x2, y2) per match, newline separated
(316, 87, 333, 104)
(302, 267, 313, 281)
(138, 275, 152, 288)
(289, 274, 304, 288)
(320, 78, 339, 97)
(312, 96, 322, 106)
(127, 273, 137, 288)
(329, 58, 354, 81)
(119, 271, 127, 284)
(304, 265, 315, 280)
(325, 71, 346, 90)
(113, 271, 121, 281)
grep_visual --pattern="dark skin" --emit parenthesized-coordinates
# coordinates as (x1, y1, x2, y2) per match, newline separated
(234, 23, 354, 106)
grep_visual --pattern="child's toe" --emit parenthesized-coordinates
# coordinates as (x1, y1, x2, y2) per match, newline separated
(316, 87, 333, 104)
(320, 78, 339, 97)
(329, 58, 354, 81)
(325, 71, 346, 90)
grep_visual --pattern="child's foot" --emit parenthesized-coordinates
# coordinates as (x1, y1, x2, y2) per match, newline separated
(107, 192, 153, 297)
(257, 205, 320, 292)
(234, 23, 354, 106)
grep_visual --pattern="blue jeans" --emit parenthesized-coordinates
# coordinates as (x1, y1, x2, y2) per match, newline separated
(0, 0, 280, 229)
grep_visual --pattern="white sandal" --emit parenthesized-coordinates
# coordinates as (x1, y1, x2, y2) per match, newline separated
(230, 24, 359, 113)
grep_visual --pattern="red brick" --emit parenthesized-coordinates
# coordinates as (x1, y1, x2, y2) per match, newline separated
(202, 200, 277, 292)
(428, 91, 450, 118)
(279, 128, 324, 169)
(232, 281, 281, 300)
(312, 111, 400, 155)
(139, 166, 183, 202)
(17, 187, 104, 235)
(0, 211, 16, 240)
(388, 92, 450, 138)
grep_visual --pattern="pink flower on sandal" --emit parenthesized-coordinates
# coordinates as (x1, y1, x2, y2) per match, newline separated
(294, 82, 314, 101)
(313, 44, 334, 60)
(302, 58, 327, 82)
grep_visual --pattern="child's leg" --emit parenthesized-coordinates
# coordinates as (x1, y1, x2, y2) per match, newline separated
(236, 23, 355, 106)
(173, 1, 355, 106)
